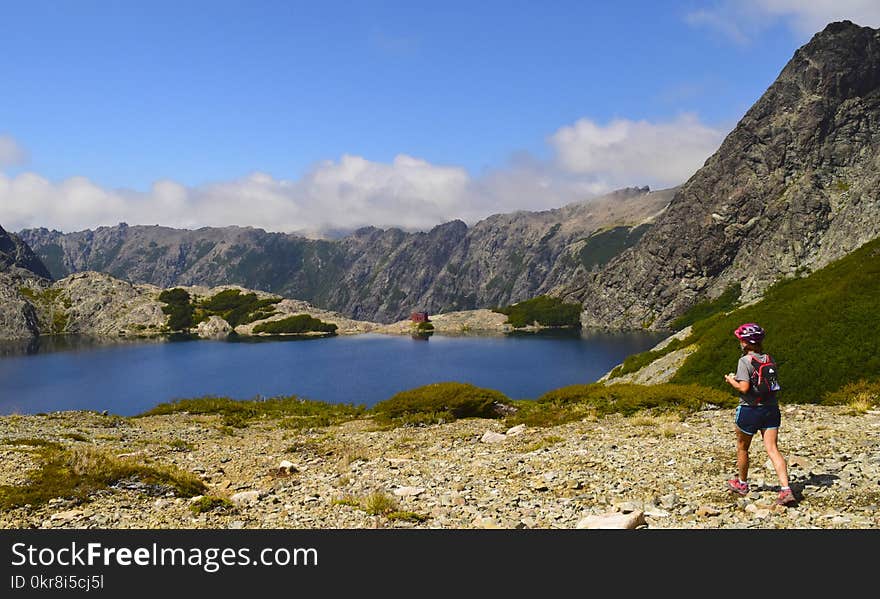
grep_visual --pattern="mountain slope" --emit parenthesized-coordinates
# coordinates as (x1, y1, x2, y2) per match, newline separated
(20, 186, 672, 323)
(561, 21, 880, 330)
(603, 235, 880, 403)
(0, 225, 52, 339)
(0, 225, 51, 279)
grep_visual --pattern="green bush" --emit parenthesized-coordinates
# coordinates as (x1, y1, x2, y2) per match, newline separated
(158, 288, 196, 331)
(198, 289, 280, 328)
(505, 383, 735, 428)
(493, 295, 582, 328)
(668, 237, 880, 403)
(371, 382, 512, 426)
(607, 336, 690, 379)
(0, 446, 206, 509)
(139, 395, 365, 428)
(821, 379, 880, 407)
(252, 314, 338, 335)
(670, 283, 741, 331)
(159, 288, 282, 331)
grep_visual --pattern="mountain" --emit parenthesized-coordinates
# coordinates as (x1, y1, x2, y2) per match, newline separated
(20, 186, 672, 323)
(559, 21, 880, 330)
(0, 225, 51, 279)
(0, 225, 52, 340)
(601, 235, 880, 403)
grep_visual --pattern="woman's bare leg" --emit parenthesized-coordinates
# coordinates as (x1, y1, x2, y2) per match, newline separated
(735, 428, 753, 482)
(760, 428, 789, 488)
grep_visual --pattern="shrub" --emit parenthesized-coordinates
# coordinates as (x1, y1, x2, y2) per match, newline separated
(821, 379, 880, 408)
(362, 492, 397, 516)
(158, 288, 195, 331)
(371, 382, 512, 427)
(190, 496, 234, 515)
(252, 314, 338, 335)
(493, 295, 582, 329)
(139, 395, 365, 429)
(0, 446, 206, 509)
(505, 383, 735, 428)
(198, 289, 280, 328)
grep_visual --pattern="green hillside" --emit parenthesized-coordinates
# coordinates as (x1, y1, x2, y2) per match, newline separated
(615, 237, 880, 404)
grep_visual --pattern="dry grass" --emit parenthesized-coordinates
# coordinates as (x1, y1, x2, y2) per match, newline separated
(0, 445, 206, 509)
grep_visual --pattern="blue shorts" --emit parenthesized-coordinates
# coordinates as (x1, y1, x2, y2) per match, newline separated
(734, 404, 781, 436)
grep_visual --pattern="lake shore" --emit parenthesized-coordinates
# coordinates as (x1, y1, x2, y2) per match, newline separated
(1, 403, 877, 529)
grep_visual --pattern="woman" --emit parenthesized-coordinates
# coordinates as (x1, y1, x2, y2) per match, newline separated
(723, 322, 796, 506)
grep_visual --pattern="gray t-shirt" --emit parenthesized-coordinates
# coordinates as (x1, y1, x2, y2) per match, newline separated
(735, 352, 777, 406)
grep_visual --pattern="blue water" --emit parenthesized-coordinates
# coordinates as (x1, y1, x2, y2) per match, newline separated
(0, 330, 666, 416)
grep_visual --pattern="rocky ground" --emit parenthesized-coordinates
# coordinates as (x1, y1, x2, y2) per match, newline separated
(1, 403, 878, 530)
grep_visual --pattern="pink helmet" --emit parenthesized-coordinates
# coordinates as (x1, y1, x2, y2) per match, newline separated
(734, 322, 765, 344)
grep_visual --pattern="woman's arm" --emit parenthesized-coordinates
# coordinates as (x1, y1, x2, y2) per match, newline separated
(724, 373, 750, 394)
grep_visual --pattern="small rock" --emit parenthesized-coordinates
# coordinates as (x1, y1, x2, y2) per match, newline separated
(50, 509, 83, 522)
(576, 510, 646, 530)
(505, 424, 526, 437)
(230, 490, 261, 506)
(393, 486, 426, 497)
(228, 521, 246, 529)
(696, 505, 721, 518)
(481, 431, 507, 444)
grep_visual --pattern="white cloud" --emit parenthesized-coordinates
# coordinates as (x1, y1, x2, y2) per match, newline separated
(0, 135, 28, 168)
(549, 114, 726, 188)
(687, 0, 880, 42)
(0, 114, 728, 236)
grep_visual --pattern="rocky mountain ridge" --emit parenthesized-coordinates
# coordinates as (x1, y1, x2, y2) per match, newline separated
(19, 186, 672, 323)
(560, 21, 880, 330)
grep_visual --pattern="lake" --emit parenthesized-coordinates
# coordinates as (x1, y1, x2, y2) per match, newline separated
(0, 330, 667, 416)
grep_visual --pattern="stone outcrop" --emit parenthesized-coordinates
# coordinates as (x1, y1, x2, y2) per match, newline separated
(561, 21, 880, 330)
(0, 225, 52, 339)
(0, 224, 50, 280)
(20, 187, 672, 323)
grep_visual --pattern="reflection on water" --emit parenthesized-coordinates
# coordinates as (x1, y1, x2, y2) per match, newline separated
(0, 334, 167, 358)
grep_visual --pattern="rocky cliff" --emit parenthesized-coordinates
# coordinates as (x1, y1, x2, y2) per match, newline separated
(559, 21, 880, 329)
(20, 187, 672, 323)
(0, 225, 52, 339)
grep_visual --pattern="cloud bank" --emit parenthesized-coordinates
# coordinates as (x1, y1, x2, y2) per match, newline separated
(687, 0, 880, 43)
(0, 114, 726, 236)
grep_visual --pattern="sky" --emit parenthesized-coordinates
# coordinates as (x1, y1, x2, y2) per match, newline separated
(1, 1, 879, 236)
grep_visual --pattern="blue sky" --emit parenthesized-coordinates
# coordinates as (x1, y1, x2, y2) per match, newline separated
(1, 1, 878, 234)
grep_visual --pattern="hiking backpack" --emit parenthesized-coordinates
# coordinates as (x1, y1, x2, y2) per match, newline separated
(749, 354, 781, 402)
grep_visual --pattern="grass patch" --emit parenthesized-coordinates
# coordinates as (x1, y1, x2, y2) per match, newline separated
(606, 336, 691, 379)
(362, 491, 398, 516)
(190, 496, 234, 515)
(524, 435, 564, 452)
(669, 237, 880, 403)
(821, 379, 880, 415)
(370, 382, 512, 428)
(2, 438, 64, 450)
(139, 395, 365, 429)
(493, 295, 582, 329)
(0, 446, 206, 509)
(387, 511, 430, 523)
(578, 224, 651, 271)
(670, 283, 741, 331)
(331, 497, 361, 508)
(505, 383, 735, 428)
(169, 439, 193, 452)
(62, 433, 89, 443)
